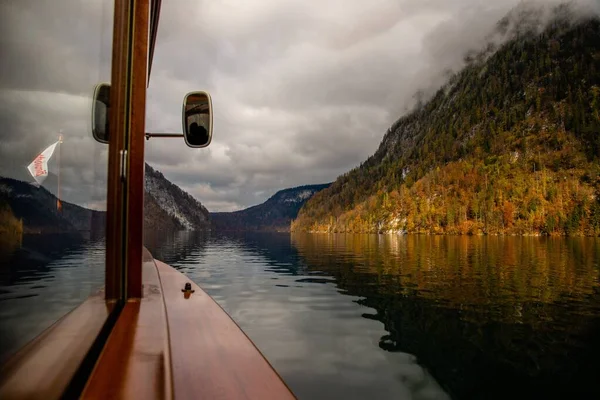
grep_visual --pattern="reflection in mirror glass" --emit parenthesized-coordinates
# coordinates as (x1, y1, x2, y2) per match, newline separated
(0, 0, 113, 360)
(183, 91, 212, 148)
(92, 83, 110, 144)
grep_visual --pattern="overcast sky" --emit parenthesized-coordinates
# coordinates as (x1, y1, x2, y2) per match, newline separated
(145, 0, 522, 211)
(1, 0, 597, 211)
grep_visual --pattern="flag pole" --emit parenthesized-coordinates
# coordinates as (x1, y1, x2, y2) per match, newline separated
(57, 131, 63, 212)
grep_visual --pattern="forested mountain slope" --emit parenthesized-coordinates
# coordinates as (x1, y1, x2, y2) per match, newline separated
(0, 177, 105, 236)
(292, 5, 600, 236)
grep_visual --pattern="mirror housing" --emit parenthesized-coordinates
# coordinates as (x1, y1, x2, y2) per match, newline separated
(182, 91, 213, 148)
(92, 83, 110, 144)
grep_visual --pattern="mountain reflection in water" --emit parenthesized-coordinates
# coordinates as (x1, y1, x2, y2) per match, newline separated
(1, 231, 598, 399)
(146, 232, 600, 400)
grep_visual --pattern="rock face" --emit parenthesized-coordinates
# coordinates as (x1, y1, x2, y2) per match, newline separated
(0, 164, 211, 239)
(144, 163, 210, 232)
(211, 184, 331, 232)
(293, 5, 600, 236)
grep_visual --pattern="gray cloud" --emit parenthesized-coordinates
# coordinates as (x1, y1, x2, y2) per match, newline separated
(1, 0, 596, 212)
(146, 0, 530, 211)
(0, 0, 113, 210)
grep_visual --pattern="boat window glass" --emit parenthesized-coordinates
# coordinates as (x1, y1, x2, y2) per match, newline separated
(0, 0, 114, 361)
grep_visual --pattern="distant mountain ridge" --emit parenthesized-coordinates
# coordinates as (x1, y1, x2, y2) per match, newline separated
(144, 163, 210, 231)
(0, 176, 105, 236)
(212, 183, 331, 232)
(293, 4, 600, 236)
(0, 164, 211, 237)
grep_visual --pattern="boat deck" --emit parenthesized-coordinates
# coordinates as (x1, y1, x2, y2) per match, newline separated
(0, 249, 296, 400)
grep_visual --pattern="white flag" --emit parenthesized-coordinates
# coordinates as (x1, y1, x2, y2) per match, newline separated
(27, 141, 59, 185)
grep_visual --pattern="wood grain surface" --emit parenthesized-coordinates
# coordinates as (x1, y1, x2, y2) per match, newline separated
(105, 0, 150, 300)
(0, 292, 112, 400)
(1, 251, 294, 400)
(105, 0, 129, 301)
(125, 0, 149, 299)
(156, 260, 296, 400)
(81, 259, 171, 400)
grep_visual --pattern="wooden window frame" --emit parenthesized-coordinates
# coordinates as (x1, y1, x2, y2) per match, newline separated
(0, 1, 153, 397)
(106, 0, 150, 301)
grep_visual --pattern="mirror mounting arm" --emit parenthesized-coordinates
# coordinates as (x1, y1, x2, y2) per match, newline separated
(145, 132, 184, 140)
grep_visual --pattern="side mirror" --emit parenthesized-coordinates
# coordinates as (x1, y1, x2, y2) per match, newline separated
(182, 91, 212, 148)
(91, 85, 214, 148)
(92, 83, 110, 144)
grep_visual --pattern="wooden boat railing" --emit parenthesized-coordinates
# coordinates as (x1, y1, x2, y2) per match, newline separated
(0, 248, 296, 399)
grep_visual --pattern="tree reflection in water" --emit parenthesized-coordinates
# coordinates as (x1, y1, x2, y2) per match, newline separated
(290, 234, 600, 399)
(144, 231, 600, 399)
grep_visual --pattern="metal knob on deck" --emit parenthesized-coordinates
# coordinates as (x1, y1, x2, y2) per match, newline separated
(182, 282, 195, 299)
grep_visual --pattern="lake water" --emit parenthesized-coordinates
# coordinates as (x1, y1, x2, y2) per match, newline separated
(0, 233, 105, 361)
(146, 232, 600, 400)
(2, 232, 600, 399)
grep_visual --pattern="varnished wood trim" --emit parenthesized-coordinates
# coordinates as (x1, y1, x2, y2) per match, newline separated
(155, 260, 297, 399)
(81, 259, 171, 400)
(3, 254, 295, 399)
(105, 0, 130, 301)
(125, 0, 150, 299)
(0, 292, 114, 400)
(106, 0, 150, 300)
